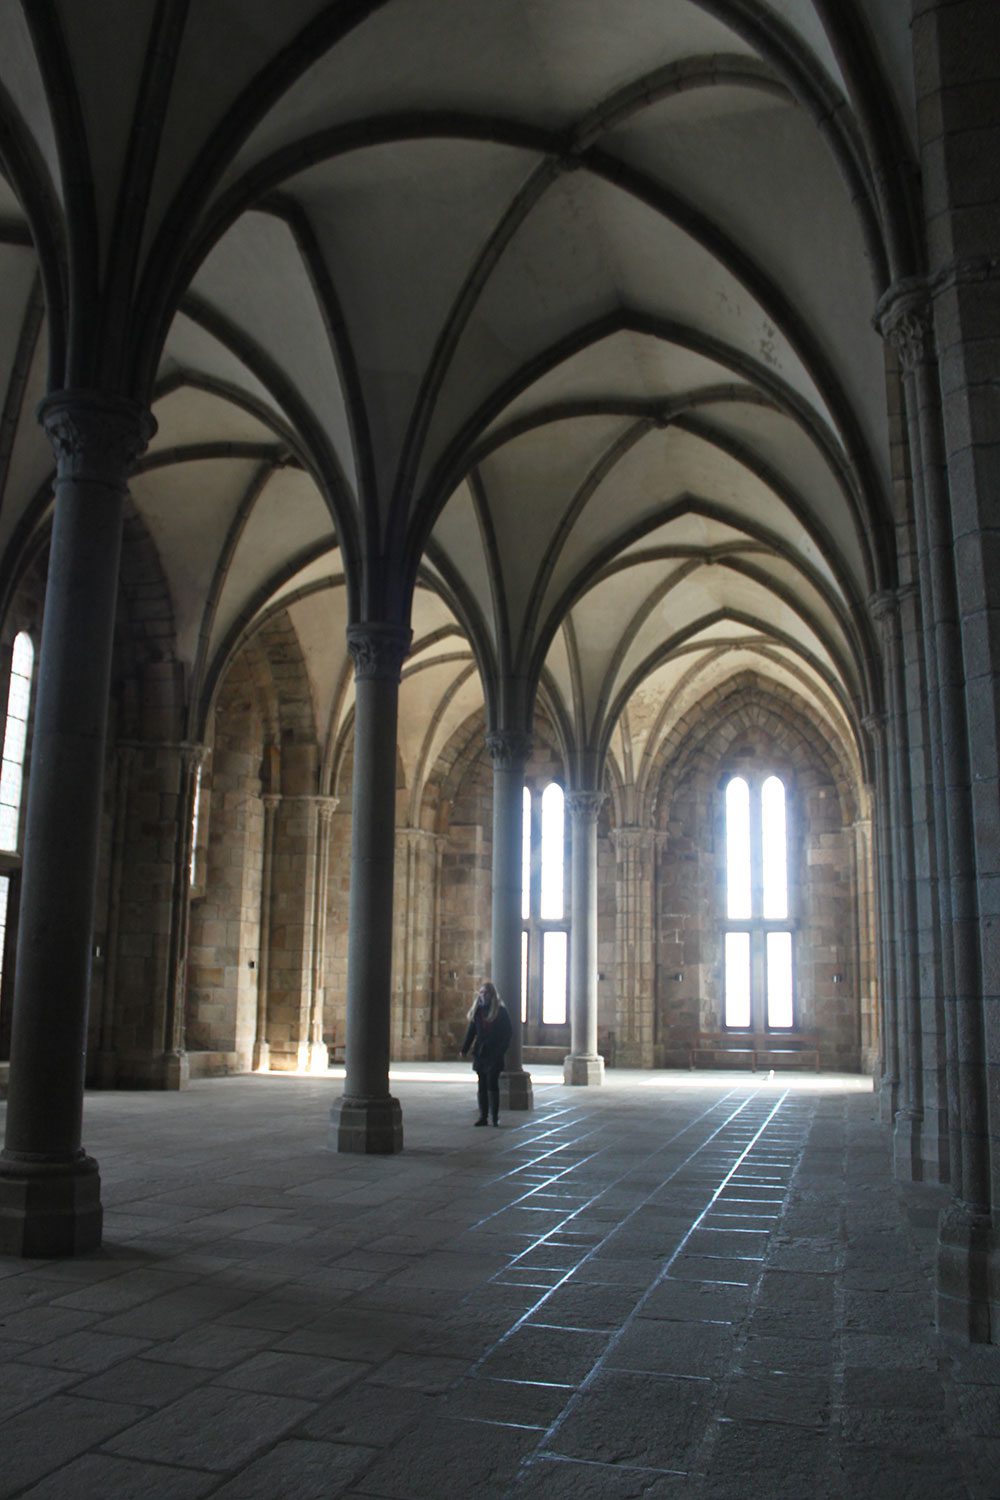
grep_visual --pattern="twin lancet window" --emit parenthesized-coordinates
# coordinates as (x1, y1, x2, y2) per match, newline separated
(515, 774, 794, 1036)
(520, 782, 568, 1031)
(724, 774, 794, 1031)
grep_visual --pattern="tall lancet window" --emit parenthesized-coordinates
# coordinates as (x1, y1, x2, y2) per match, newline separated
(0, 631, 35, 1054)
(0, 632, 34, 853)
(723, 773, 795, 1030)
(520, 780, 569, 1039)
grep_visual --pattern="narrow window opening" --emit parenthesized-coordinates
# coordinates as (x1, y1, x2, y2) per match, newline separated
(520, 780, 569, 1038)
(0, 633, 34, 853)
(189, 762, 203, 886)
(723, 772, 794, 1032)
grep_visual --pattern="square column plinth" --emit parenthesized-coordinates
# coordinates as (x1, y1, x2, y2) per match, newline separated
(0, 1155, 102, 1257)
(563, 1054, 605, 1086)
(500, 1070, 533, 1111)
(335, 1095, 403, 1154)
(937, 1203, 998, 1343)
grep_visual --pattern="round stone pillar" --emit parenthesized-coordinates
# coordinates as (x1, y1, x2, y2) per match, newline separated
(564, 791, 606, 1086)
(0, 390, 154, 1256)
(334, 623, 410, 1153)
(486, 730, 533, 1110)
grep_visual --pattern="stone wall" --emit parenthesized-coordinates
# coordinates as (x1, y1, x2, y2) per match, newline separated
(643, 678, 864, 1071)
(436, 748, 493, 1057)
(185, 679, 264, 1073)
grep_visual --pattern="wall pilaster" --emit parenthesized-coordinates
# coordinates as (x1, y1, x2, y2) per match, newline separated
(611, 826, 657, 1067)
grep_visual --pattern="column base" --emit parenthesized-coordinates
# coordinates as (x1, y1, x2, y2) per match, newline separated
(106, 1050, 189, 1090)
(335, 1094, 403, 1154)
(500, 1070, 533, 1111)
(160, 1050, 189, 1090)
(878, 1073, 899, 1123)
(563, 1054, 605, 1086)
(0, 1153, 102, 1257)
(893, 1108, 925, 1183)
(298, 1041, 329, 1074)
(936, 1201, 998, 1343)
(252, 1040, 270, 1073)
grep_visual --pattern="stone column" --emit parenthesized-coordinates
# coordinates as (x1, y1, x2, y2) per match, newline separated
(0, 391, 154, 1256)
(486, 730, 533, 1110)
(93, 744, 135, 1088)
(872, 584, 942, 1180)
(160, 743, 201, 1089)
(98, 740, 200, 1089)
(852, 812, 877, 1074)
(862, 707, 900, 1121)
(564, 791, 606, 1085)
(334, 622, 410, 1153)
(611, 827, 657, 1067)
(252, 792, 280, 1072)
(879, 277, 992, 1333)
(908, 0, 1000, 1339)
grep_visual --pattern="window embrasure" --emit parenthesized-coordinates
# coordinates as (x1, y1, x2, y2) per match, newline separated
(723, 772, 794, 1031)
(0, 632, 34, 854)
(521, 780, 569, 1031)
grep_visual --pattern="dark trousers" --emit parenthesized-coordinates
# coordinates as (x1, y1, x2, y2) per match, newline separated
(476, 1060, 504, 1122)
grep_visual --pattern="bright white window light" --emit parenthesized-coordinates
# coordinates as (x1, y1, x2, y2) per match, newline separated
(522, 786, 531, 920)
(542, 930, 568, 1024)
(521, 930, 528, 1023)
(0, 873, 9, 993)
(189, 762, 203, 885)
(761, 775, 788, 919)
(540, 781, 564, 920)
(725, 776, 751, 920)
(0, 633, 34, 852)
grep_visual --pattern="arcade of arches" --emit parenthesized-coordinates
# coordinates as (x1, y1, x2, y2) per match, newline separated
(0, 0, 997, 1348)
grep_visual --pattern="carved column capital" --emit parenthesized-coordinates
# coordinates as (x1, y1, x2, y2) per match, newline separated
(178, 741, 207, 776)
(316, 796, 339, 825)
(39, 390, 156, 485)
(485, 729, 532, 772)
(397, 824, 439, 848)
(566, 790, 608, 824)
(868, 589, 898, 624)
(346, 622, 411, 683)
(868, 590, 904, 647)
(874, 279, 934, 372)
(862, 711, 888, 739)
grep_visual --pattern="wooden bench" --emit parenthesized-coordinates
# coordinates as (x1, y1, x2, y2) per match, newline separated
(689, 1032, 821, 1072)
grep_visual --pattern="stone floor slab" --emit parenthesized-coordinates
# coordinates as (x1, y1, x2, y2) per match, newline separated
(16, 1454, 218, 1500)
(0, 1069, 996, 1499)
(206, 1437, 374, 1498)
(102, 1386, 315, 1471)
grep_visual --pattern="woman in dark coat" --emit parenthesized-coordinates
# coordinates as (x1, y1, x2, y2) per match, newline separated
(460, 981, 512, 1126)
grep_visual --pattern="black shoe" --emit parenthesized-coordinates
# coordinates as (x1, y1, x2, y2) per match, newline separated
(474, 1117, 488, 1126)
(492, 1119, 499, 1127)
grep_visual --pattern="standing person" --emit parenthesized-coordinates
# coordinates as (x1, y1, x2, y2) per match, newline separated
(460, 982, 512, 1127)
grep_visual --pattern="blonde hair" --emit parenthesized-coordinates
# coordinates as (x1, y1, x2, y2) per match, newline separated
(468, 981, 501, 1022)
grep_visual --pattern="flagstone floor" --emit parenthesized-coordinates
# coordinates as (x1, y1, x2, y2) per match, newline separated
(0, 1065, 997, 1498)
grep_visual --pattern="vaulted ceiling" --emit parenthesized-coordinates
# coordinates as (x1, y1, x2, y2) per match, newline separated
(0, 1, 921, 806)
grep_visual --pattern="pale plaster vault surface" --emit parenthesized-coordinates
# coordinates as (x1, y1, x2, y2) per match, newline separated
(0, 1068, 997, 1499)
